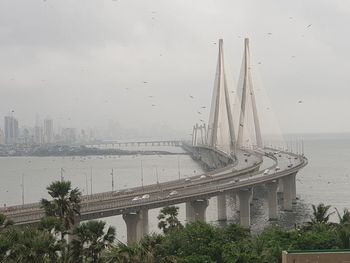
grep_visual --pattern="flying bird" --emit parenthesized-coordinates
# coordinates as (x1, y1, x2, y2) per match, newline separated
(143, 81, 148, 84)
(151, 104, 156, 107)
(258, 62, 262, 64)
(201, 106, 206, 109)
(197, 111, 202, 115)
(298, 100, 303, 104)
(307, 24, 312, 28)
(148, 96, 154, 98)
(189, 95, 194, 99)
(267, 32, 272, 35)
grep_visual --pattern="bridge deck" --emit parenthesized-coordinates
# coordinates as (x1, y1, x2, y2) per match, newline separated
(1, 148, 307, 225)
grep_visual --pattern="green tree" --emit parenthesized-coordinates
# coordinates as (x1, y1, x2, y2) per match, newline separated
(1, 227, 61, 262)
(70, 220, 115, 263)
(103, 241, 155, 263)
(335, 208, 350, 248)
(336, 208, 350, 225)
(157, 206, 183, 234)
(0, 213, 13, 231)
(40, 180, 81, 239)
(308, 203, 334, 228)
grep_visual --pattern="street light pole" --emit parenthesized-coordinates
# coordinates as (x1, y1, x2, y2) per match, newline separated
(90, 167, 93, 196)
(155, 165, 159, 186)
(21, 174, 24, 205)
(177, 156, 181, 180)
(111, 168, 114, 191)
(141, 160, 144, 189)
(60, 168, 64, 181)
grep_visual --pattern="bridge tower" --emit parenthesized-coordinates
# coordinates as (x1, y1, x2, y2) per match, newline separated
(207, 39, 236, 153)
(236, 38, 263, 149)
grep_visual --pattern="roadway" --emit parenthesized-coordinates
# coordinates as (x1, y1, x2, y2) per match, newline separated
(1, 147, 307, 226)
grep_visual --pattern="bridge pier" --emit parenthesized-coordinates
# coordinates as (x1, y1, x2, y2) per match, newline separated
(266, 180, 278, 220)
(141, 209, 149, 236)
(238, 189, 252, 227)
(278, 179, 284, 193)
(217, 194, 227, 221)
(290, 173, 297, 204)
(123, 212, 143, 245)
(186, 202, 195, 223)
(189, 199, 209, 222)
(282, 175, 293, 211)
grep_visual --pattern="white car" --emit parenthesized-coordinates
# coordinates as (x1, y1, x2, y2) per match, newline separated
(141, 194, 150, 199)
(132, 196, 141, 201)
(275, 166, 281, 171)
(263, 169, 269, 175)
(167, 190, 178, 198)
(200, 175, 207, 179)
(185, 178, 191, 182)
(169, 190, 178, 196)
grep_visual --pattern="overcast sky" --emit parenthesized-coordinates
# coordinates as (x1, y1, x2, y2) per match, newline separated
(0, 0, 350, 138)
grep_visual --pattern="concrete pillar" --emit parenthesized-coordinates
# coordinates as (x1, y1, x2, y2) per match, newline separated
(282, 176, 293, 211)
(217, 194, 227, 221)
(123, 212, 142, 244)
(190, 199, 209, 221)
(278, 179, 284, 193)
(266, 180, 278, 220)
(186, 202, 195, 223)
(237, 189, 252, 227)
(140, 209, 149, 236)
(290, 173, 297, 204)
(235, 193, 240, 211)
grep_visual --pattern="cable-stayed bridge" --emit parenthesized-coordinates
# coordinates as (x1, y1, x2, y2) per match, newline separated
(1, 38, 307, 245)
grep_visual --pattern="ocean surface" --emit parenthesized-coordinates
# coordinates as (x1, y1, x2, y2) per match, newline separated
(0, 133, 349, 242)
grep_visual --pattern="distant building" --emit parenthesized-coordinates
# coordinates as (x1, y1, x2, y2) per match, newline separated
(34, 126, 43, 144)
(4, 115, 19, 144)
(43, 119, 54, 144)
(0, 128, 4, 145)
(61, 128, 76, 144)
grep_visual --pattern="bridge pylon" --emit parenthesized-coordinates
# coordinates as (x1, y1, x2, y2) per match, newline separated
(207, 39, 236, 153)
(236, 38, 263, 149)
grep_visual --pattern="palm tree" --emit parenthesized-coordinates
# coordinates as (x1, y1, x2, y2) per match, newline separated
(2, 227, 61, 262)
(40, 180, 81, 239)
(70, 220, 115, 263)
(157, 206, 183, 234)
(103, 241, 155, 263)
(336, 208, 350, 225)
(335, 208, 350, 248)
(103, 242, 134, 263)
(308, 203, 334, 226)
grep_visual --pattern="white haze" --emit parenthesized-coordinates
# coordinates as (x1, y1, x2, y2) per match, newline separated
(1, 0, 350, 139)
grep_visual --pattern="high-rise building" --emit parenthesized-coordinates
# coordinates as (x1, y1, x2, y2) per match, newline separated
(34, 126, 43, 144)
(0, 128, 4, 145)
(4, 115, 19, 144)
(44, 119, 54, 144)
(61, 128, 76, 144)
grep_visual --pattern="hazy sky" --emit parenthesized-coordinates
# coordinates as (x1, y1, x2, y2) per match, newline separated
(1, 0, 350, 138)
